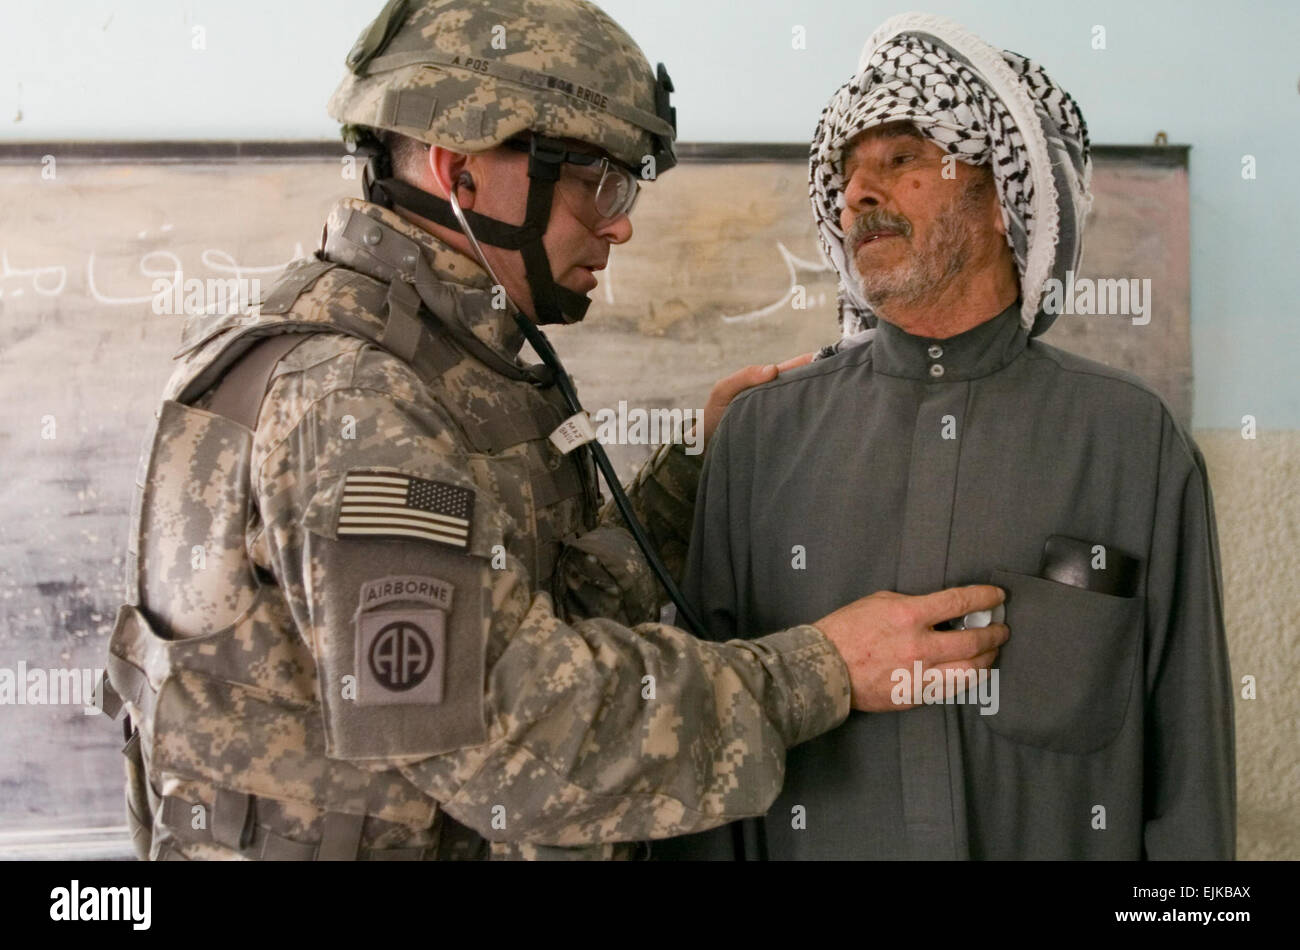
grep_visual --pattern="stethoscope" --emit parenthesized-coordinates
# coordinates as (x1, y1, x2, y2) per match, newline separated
(443, 182, 706, 636)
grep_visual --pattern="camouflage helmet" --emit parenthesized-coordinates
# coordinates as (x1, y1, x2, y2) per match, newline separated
(328, 0, 677, 174)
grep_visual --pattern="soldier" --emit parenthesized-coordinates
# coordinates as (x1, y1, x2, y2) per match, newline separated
(101, 0, 1008, 860)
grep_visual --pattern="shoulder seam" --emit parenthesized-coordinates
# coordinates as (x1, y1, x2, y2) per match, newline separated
(730, 346, 873, 409)
(1024, 347, 1200, 463)
(1021, 346, 1159, 401)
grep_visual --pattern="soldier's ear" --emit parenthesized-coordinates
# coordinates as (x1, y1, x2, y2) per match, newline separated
(429, 147, 476, 210)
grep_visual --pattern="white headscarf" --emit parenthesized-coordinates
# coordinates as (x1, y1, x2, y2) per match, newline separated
(809, 13, 1093, 343)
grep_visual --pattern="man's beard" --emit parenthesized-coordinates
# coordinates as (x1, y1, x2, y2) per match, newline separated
(845, 182, 986, 311)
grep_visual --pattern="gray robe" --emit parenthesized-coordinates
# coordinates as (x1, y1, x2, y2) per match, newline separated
(656, 303, 1235, 860)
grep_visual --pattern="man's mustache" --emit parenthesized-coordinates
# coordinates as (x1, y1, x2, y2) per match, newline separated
(846, 210, 913, 252)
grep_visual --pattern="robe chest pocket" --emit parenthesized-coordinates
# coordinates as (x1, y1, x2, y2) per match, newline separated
(982, 568, 1142, 754)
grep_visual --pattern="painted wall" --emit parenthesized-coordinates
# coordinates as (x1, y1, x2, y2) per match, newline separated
(1, 0, 1297, 428)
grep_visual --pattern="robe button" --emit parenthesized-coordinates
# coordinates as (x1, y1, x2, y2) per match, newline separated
(929, 363, 945, 378)
(927, 344, 943, 359)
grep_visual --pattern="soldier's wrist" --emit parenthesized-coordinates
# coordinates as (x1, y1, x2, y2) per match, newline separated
(749, 625, 852, 746)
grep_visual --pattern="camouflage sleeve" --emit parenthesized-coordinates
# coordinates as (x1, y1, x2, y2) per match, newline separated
(256, 382, 849, 848)
(599, 441, 704, 584)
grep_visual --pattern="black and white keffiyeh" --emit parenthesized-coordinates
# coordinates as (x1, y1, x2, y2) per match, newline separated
(810, 13, 1092, 344)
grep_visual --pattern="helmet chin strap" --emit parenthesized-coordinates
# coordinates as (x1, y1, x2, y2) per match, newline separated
(364, 148, 590, 326)
(445, 187, 508, 294)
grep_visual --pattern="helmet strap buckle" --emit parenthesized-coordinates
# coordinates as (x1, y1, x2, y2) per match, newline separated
(525, 136, 567, 182)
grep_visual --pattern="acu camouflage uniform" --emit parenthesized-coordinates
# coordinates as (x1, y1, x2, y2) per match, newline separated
(104, 197, 850, 860)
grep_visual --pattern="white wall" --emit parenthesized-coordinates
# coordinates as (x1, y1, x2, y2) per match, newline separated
(1, 0, 1297, 427)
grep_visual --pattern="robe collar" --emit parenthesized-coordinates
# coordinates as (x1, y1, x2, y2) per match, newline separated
(322, 197, 526, 361)
(871, 300, 1027, 381)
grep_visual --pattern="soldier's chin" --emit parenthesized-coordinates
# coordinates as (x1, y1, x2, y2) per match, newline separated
(566, 267, 598, 295)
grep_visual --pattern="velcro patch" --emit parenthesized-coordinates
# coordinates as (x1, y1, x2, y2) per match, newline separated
(354, 575, 455, 706)
(336, 469, 474, 550)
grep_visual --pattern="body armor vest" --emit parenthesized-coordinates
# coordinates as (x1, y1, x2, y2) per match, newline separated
(104, 211, 605, 860)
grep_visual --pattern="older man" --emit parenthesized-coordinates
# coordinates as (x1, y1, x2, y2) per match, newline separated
(658, 15, 1234, 860)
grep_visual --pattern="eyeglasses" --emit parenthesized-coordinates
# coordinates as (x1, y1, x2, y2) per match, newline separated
(503, 136, 641, 221)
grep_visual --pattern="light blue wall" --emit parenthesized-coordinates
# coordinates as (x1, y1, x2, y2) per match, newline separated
(2, 0, 1296, 428)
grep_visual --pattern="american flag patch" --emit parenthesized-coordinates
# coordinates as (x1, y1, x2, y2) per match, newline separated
(337, 470, 474, 550)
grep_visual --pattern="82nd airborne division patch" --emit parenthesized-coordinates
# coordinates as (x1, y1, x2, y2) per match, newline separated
(354, 575, 454, 706)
